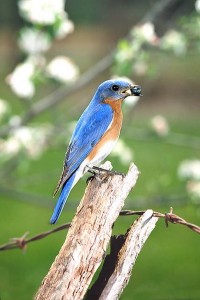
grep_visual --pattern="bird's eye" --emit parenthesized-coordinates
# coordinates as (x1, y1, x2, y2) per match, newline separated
(111, 85, 120, 92)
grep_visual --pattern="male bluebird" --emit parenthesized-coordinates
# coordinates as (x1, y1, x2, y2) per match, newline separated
(50, 79, 141, 224)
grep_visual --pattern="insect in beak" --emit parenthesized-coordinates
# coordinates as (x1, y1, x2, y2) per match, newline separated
(130, 85, 142, 96)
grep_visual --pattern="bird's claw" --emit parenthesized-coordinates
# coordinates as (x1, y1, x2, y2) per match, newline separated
(86, 174, 103, 185)
(86, 166, 125, 184)
(91, 166, 125, 177)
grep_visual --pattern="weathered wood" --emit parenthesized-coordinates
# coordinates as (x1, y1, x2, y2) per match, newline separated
(35, 162, 139, 300)
(98, 210, 158, 300)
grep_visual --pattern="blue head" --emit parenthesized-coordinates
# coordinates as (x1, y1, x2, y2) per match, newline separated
(93, 79, 141, 103)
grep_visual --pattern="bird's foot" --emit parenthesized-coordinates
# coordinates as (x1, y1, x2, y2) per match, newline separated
(90, 166, 125, 177)
(86, 174, 99, 185)
(86, 166, 125, 184)
(86, 169, 103, 185)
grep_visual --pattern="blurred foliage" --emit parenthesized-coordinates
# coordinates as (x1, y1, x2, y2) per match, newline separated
(181, 14, 200, 52)
(113, 13, 200, 77)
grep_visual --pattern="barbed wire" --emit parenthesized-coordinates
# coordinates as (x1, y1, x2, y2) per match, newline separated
(0, 223, 71, 252)
(0, 207, 199, 252)
(120, 207, 200, 234)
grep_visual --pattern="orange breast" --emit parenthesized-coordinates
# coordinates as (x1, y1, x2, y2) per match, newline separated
(87, 99, 123, 161)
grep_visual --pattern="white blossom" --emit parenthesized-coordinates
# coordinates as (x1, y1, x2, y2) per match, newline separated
(133, 22, 158, 45)
(133, 61, 148, 76)
(18, 28, 51, 55)
(178, 159, 200, 181)
(47, 56, 79, 83)
(6, 60, 35, 98)
(9, 115, 22, 128)
(195, 0, 200, 13)
(186, 181, 200, 204)
(0, 137, 21, 157)
(0, 125, 51, 159)
(0, 99, 9, 120)
(115, 46, 134, 63)
(151, 115, 169, 137)
(160, 30, 187, 56)
(111, 139, 133, 165)
(55, 19, 74, 39)
(18, 0, 65, 25)
(15, 125, 52, 159)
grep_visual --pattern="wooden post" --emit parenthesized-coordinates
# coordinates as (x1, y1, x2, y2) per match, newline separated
(35, 162, 157, 300)
(35, 162, 139, 299)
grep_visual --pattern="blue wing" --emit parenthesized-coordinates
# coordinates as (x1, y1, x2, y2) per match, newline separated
(54, 102, 113, 194)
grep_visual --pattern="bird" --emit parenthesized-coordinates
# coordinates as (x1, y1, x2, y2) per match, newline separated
(50, 79, 141, 224)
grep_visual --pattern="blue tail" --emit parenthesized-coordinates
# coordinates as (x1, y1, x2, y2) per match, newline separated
(50, 172, 76, 224)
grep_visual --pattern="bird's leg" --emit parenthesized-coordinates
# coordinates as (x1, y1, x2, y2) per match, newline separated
(86, 166, 104, 184)
(86, 174, 96, 185)
(86, 170, 107, 186)
(86, 168, 101, 185)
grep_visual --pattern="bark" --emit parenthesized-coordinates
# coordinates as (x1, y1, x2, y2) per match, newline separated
(35, 162, 139, 300)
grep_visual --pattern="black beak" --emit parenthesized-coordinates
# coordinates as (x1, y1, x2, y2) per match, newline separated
(131, 85, 142, 96)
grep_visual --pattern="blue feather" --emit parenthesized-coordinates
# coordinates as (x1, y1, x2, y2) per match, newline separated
(50, 172, 76, 224)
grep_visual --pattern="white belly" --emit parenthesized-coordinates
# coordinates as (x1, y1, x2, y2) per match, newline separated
(71, 139, 117, 188)
(87, 139, 117, 167)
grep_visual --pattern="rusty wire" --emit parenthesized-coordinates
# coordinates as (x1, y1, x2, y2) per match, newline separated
(0, 207, 199, 252)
